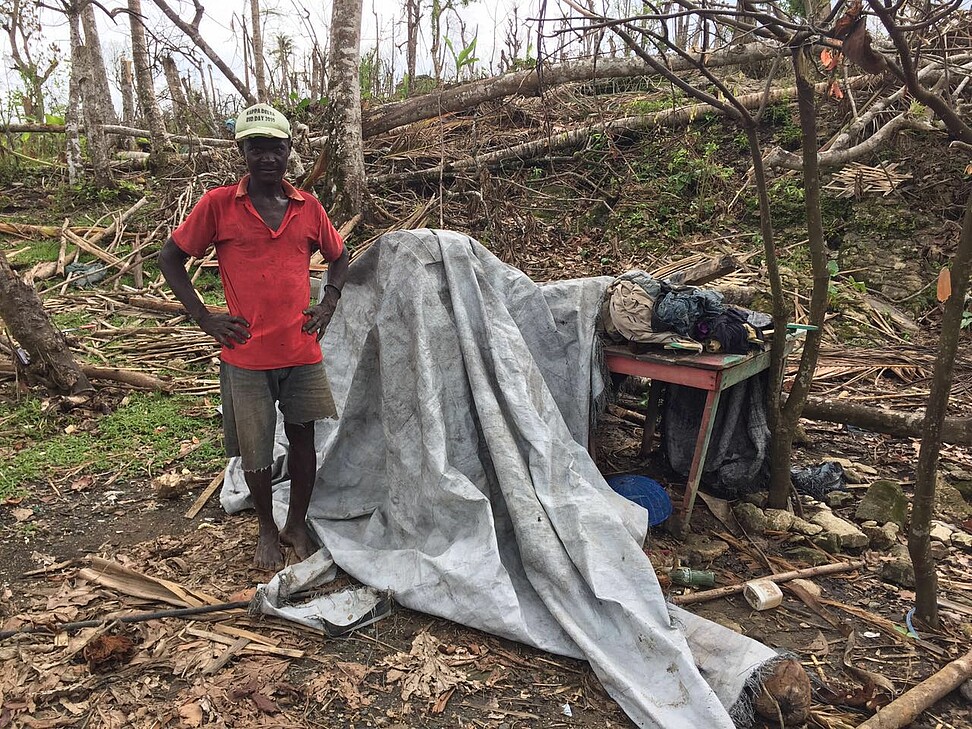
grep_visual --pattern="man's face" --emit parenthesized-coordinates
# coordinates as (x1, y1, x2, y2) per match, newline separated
(241, 137, 290, 185)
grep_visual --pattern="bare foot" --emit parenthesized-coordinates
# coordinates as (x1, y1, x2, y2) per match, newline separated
(254, 529, 285, 571)
(280, 524, 319, 561)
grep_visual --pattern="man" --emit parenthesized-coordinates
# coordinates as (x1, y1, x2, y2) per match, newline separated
(159, 103, 349, 570)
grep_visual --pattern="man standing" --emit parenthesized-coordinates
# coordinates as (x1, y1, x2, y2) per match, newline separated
(159, 103, 349, 570)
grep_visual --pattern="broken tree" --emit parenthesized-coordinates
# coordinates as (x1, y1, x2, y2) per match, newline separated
(0, 253, 91, 394)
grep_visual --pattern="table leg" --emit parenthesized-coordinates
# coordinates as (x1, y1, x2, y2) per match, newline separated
(675, 388, 723, 536)
(639, 380, 664, 459)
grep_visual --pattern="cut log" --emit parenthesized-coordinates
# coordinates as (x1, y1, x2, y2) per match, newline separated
(854, 648, 972, 729)
(803, 398, 972, 445)
(607, 404, 646, 425)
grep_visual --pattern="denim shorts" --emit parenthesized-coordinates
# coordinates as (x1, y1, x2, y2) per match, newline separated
(220, 361, 337, 471)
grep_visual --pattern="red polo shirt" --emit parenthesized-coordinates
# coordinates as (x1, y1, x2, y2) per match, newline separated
(171, 176, 344, 370)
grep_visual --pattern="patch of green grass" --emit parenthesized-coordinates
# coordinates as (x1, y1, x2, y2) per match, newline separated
(50, 179, 143, 217)
(51, 310, 93, 333)
(5, 239, 60, 267)
(626, 96, 678, 115)
(763, 101, 801, 148)
(0, 392, 223, 496)
(195, 269, 227, 304)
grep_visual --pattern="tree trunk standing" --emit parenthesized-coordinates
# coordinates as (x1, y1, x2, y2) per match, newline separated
(80, 3, 118, 125)
(119, 58, 137, 126)
(128, 0, 169, 168)
(430, 0, 443, 83)
(275, 36, 292, 100)
(0, 254, 91, 395)
(325, 0, 369, 221)
(249, 0, 267, 102)
(911, 193, 972, 628)
(745, 123, 789, 494)
(766, 42, 831, 509)
(162, 55, 190, 130)
(310, 50, 322, 99)
(68, 9, 114, 188)
(405, 0, 421, 92)
(65, 46, 83, 184)
(3, 0, 58, 121)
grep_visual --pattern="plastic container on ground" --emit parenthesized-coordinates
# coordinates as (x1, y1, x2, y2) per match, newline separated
(605, 475, 673, 526)
(669, 568, 716, 588)
(743, 579, 784, 610)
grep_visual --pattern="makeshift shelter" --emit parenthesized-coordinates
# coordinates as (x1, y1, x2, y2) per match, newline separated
(221, 229, 783, 727)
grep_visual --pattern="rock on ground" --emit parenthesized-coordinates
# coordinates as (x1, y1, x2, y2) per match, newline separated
(855, 480, 908, 527)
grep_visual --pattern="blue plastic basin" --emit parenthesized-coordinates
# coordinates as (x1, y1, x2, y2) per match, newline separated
(605, 475, 673, 526)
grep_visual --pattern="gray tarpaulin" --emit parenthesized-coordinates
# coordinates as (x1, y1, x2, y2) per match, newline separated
(221, 230, 779, 727)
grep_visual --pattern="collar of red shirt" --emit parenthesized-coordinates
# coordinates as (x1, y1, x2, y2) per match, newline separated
(234, 175, 305, 202)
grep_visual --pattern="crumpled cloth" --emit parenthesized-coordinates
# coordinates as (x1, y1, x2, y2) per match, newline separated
(655, 288, 726, 336)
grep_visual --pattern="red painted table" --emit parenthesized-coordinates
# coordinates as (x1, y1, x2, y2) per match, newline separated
(603, 344, 776, 535)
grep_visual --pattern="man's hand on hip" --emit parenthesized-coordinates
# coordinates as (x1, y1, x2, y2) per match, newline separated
(198, 311, 251, 348)
(303, 299, 338, 341)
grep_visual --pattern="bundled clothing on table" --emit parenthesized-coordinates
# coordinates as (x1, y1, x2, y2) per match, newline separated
(602, 270, 769, 354)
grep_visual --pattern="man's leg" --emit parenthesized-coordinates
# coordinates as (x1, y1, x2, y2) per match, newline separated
(221, 362, 285, 570)
(244, 466, 285, 570)
(279, 421, 319, 560)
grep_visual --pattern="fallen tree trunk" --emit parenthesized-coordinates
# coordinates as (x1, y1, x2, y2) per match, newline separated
(803, 398, 972, 445)
(854, 648, 972, 729)
(371, 76, 868, 185)
(361, 42, 782, 137)
(0, 222, 111, 239)
(0, 362, 168, 391)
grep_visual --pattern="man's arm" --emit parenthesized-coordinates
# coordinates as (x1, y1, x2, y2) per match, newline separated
(303, 246, 349, 340)
(158, 238, 250, 348)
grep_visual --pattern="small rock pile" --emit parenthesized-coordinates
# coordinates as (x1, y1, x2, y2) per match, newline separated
(726, 460, 972, 587)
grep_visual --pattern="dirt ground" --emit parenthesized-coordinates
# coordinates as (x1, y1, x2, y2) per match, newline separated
(2, 407, 971, 729)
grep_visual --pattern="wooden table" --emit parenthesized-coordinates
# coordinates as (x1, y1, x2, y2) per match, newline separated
(603, 344, 777, 535)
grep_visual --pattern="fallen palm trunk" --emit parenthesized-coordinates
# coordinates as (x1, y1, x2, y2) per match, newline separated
(803, 398, 972, 445)
(671, 560, 865, 606)
(0, 362, 168, 391)
(854, 648, 972, 729)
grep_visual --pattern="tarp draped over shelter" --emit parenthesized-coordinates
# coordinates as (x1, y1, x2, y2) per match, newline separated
(221, 230, 779, 728)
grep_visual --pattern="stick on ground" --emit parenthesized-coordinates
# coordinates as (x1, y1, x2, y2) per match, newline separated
(185, 471, 225, 519)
